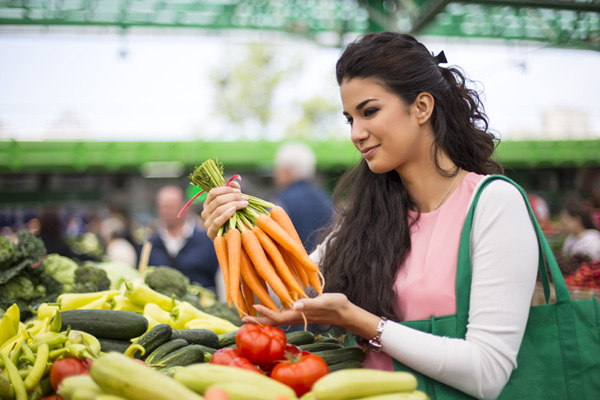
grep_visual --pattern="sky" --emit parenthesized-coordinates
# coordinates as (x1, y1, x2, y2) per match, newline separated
(1, 28, 599, 142)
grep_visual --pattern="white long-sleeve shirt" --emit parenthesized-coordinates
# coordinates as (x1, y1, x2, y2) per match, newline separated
(312, 178, 539, 399)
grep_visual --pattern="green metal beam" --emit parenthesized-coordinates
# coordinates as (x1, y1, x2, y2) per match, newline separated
(412, 1, 600, 51)
(1, 1, 598, 50)
(0, 139, 598, 174)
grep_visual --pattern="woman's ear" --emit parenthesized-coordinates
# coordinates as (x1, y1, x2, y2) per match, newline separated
(413, 92, 435, 126)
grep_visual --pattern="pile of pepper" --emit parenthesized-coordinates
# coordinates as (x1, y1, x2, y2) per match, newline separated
(0, 304, 100, 400)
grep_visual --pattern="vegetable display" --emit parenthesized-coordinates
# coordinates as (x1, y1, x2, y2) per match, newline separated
(184, 158, 324, 316)
(0, 232, 62, 321)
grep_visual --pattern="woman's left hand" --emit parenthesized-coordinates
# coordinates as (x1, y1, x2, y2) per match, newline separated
(242, 293, 351, 327)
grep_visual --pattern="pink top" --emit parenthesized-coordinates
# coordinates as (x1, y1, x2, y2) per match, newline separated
(363, 172, 485, 370)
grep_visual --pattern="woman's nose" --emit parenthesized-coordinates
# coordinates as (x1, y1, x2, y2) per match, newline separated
(350, 121, 368, 144)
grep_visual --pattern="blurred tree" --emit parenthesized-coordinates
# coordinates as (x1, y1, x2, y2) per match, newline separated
(209, 42, 342, 140)
(286, 95, 340, 140)
(211, 43, 299, 139)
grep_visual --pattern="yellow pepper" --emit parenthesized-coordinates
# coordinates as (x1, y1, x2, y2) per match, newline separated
(171, 301, 238, 330)
(58, 290, 121, 311)
(77, 293, 111, 310)
(36, 303, 60, 321)
(184, 319, 238, 335)
(112, 294, 143, 313)
(143, 303, 173, 326)
(0, 303, 20, 347)
(125, 282, 175, 312)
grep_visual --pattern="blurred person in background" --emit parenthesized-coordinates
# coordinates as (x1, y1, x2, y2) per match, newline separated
(272, 141, 334, 252)
(146, 185, 220, 291)
(560, 197, 600, 261)
(99, 213, 138, 267)
(38, 205, 99, 261)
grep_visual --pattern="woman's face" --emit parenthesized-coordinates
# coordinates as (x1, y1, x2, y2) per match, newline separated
(340, 77, 428, 175)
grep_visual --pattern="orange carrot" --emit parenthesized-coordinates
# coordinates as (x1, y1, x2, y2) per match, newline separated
(270, 205, 303, 246)
(214, 234, 231, 305)
(307, 268, 323, 295)
(234, 280, 249, 318)
(241, 228, 294, 307)
(240, 277, 257, 317)
(256, 214, 319, 273)
(253, 226, 307, 298)
(240, 247, 279, 312)
(226, 228, 242, 311)
(280, 246, 310, 288)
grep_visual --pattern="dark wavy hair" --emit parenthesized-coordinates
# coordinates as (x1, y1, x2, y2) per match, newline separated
(319, 32, 503, 335)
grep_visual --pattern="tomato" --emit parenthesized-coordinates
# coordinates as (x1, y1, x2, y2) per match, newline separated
(41, 396, 65, 400)
(235, 323, 286, 368)
(49, 358, 89, 391)
(210, 348, 241, 366)
(228, 356, 264, 374)
(270, 352, 329, 397)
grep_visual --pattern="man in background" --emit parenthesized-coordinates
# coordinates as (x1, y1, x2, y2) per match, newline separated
(273, 141, 334, 252)
(146, 185, 219, 291)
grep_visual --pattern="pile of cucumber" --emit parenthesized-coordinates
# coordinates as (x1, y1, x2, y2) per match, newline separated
(125, 324, 219, 372)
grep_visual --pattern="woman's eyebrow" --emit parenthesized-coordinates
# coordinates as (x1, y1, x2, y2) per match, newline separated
(356, 98, 377, 110)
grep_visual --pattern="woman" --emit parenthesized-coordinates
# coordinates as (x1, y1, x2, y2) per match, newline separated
(201, 32, 538, 399)
(560, 199, 600, 261)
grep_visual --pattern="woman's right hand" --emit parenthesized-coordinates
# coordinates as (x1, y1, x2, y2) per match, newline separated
(200, 181, 249, 240)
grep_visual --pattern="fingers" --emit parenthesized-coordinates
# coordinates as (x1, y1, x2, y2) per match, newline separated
(201, 185, 249, 240)
(241, 305, 305, 327)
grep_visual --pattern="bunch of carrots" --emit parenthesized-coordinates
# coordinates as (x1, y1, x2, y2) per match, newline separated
(186, 158, 324, 317)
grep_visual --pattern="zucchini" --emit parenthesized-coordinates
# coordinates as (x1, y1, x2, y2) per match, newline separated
(170, 329, 219, 349)
(285, 330, 315, 346)
(60, 309, 148, 340)
(128, 324, 173, 359)
(299, 342, 343, 352)
(98, 338, 132, 354)
(313, 347, 366, 366)
(174, 364, 296, 399)
(327, 360, 363, 372)
(151, 345, 207, 369)
(90, 352, 203, 400)
(145, 339, 189, 365)
(311, 369, 418, 400)
(217, 329, 238, 348)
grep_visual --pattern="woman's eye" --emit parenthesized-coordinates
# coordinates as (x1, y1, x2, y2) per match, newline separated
(364, 108, 378, 117)
(345, 118, 353, 125)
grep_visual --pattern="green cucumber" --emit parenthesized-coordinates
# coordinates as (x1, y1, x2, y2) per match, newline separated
(313, 347, 366, 366)
(145, 339, 189, 365)
(98, 338, 132, 354)
(327, 360, 363, 372)
(152, 345, 207, 369)
(60, 309, 148, 340)
(170, 329, 219, 349)
(217, 329, 238, 348)
(285, 330, 315, 346)
(299, 342, 344, 352)
(315, 336, 341, 344)
(129, 324, 173, 359)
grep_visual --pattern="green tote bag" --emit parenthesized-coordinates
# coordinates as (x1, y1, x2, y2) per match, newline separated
(391, 175, 600, 399)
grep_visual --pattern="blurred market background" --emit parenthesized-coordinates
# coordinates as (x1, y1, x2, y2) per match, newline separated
(1, 0, 599, 266)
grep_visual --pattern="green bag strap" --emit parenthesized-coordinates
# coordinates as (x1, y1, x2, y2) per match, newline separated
(455, 174, 572, 334)
(455, 175, 585, 399)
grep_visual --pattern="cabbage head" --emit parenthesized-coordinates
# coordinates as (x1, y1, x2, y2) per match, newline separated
(43, 253, 78, 292)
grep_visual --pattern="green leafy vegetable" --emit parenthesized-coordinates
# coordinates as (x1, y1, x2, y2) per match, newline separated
(43, 253, 78, 292)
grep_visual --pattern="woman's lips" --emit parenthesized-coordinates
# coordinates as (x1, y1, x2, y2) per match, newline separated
(361, 145, 379, 159)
